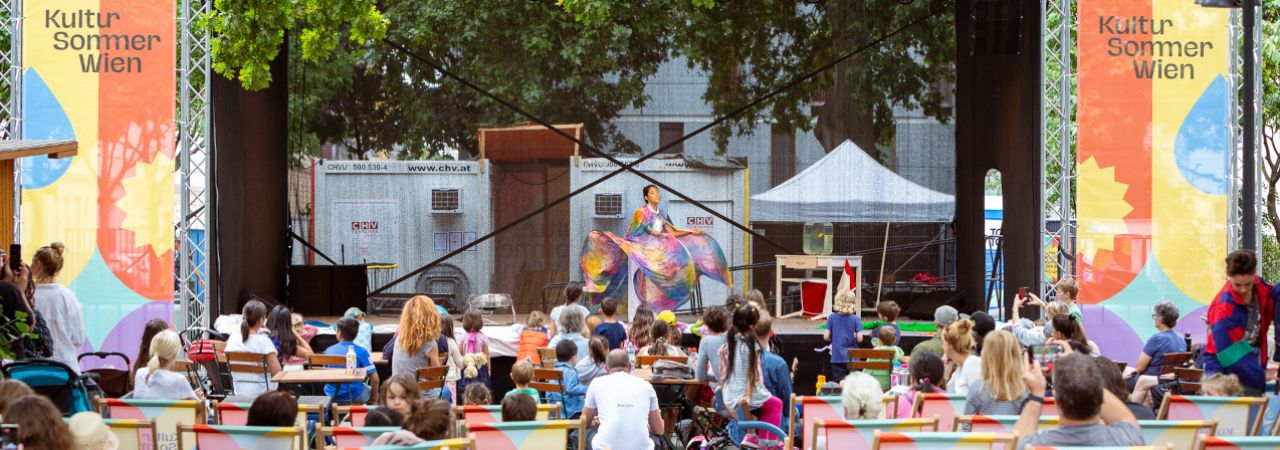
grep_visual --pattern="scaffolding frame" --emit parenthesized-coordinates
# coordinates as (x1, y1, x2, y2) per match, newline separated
(176, 0, 212, 331)
(1040, 0, 1074, 297)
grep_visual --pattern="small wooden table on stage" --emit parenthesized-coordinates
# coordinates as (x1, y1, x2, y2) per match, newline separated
(272, 368, 365, 386)
(632, 368, 706, 386)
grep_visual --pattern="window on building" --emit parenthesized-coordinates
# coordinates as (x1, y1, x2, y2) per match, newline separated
(659, 122, 684, 154)
(770, 126, 796, 187)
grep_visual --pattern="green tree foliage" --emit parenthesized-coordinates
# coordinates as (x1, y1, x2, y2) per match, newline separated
(200, 0, 387, 91)
(1259, 0, 1279, 239)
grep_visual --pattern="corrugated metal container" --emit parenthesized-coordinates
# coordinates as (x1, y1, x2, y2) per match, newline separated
(314, 159, 493, 310)
(569, 157, 748, 311)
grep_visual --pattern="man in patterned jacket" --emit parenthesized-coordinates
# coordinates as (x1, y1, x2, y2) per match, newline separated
(1204, 250, 1280, 395)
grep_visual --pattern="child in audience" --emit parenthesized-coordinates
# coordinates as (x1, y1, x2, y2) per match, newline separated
(824, 290, 862, 382)
(324, 317, 380, 403)
(720, 304, 783, 449)
(372, 399, 453, 446)
(516, 311, 550, 364)
(862, 301, 902, 346)
(639, 321, 686, 357)
(593, 298, 627, 350)
(364, 408, 405, 427)
(0, 380, 34, 416)
(344, 307, 375, 352)
(696, 306, 731, 390)
(247, 391, 299, 427)
(867, 326, 904, 388)
(629, 305, 656, 351)
(576, 336, 609, 386)
(1202, 373, 1244, 397)
(501, 394, 538, 422)
(585, 314, 603, 335)
(381, 373, 421, 416)
(225, 299, 281, 396)
(440, 314, 464, 404)
(464, 383, 492, 406)
(5, 395, 73, 450)
(504, 360, 541, 403)
(132, 318, 168, 381)
(547, 340, 588, 418)
(133, 329, 203, 401)
(268, 305, 313, 369)
(755, 314, 792, 431)
(458, 309, 491, 395)
(895, 352, 945, 418)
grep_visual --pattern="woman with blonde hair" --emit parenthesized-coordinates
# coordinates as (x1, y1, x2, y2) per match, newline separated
(942, 319, 981, 394)
(133, 329, 202, 400)
(391, 296, 442, 380)
(29, 242, 85, 373)
(962, 330, 1027, 415)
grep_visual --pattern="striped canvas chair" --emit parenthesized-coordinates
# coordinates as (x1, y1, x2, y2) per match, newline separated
(176, 424, 305, 450)
(811, 418, 938, 450)
(1137, 420, 1218, 450)
(1193, 433, 1280, 449)
(911, 393, 967, 432)
(1024, 446, 1171, 449)
(791, 395, 899, 450)
(332, 405, 380, 427)
(317, 426, 400, 449)
(462, 419, 585, 450)
(1041, 398, 1059, 417)
(1158, 396, 1267, 436)
(955, 415, 1060, 433)
(99, 398, 204, 450)
(362, 436, 476, 450)
(454, 404, 559, 423)
(104, 419, 158, 450)
(216, 401, 326, 428)
(871, 431, 1017, 450)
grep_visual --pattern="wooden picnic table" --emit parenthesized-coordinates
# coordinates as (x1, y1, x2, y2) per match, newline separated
(632, 367, 706, 386)
(272, 368, 365, 385)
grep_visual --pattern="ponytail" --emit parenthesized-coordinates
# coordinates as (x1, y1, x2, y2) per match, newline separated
(241, 300, 268, 342)
(144, 329, 182, 383)
(145, 355, 162, 383)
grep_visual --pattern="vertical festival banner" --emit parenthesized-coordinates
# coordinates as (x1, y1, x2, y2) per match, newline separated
(22, 1, 175, 365)
(1078, 0, 1231, 360)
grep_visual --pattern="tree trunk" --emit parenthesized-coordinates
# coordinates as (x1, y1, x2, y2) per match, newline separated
(1265, 128, 1280, 239)
(814, 0, 883, 163)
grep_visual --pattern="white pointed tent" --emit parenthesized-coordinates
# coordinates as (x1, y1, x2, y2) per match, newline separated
(750, 140, 954, 223)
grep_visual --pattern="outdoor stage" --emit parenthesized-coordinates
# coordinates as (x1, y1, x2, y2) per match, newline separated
(307, 312, 935, 398)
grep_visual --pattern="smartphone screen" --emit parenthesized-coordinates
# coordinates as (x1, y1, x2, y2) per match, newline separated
(7, 244, 19, 272)
(1018, 286, 1028, 299)
(1031, 345, 1062, 367)
(1, 424, 18, 450)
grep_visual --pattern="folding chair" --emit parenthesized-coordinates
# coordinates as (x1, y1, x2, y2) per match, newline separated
(305, 354, 347, 370)
(812, 418, 938, 450)
(224, 351, 274, 394)
(317, 426, 400, 449)
(955, 415, 1060, 433)
(1157, 395, 1267, 436)
(871, 431, 1016, 450)
(1174, 368, 1204, 395)
(1192, 433, 1280, 450)
(1024, 446, 1170, 450)
(333, 404, 381, 427)
(1161, 353, 1193, 376)
(464, 419, 585, 450)
(531, 367, 566, 416)
(99, 398, 205, 450)
(362, 436, 476, 450)
(415, 366, 448, 398)
(848, 349, 896, 372)
(104, 419, 158, 450)
(1136, 419, 1217, 450)
(911, 393, 967, 432)
(454, 404, 561, 424)
(176, 424, 305, 450)
(537, 348, 558, 368)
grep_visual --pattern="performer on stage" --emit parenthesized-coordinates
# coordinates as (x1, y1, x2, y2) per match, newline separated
(580, 185, 731, 313)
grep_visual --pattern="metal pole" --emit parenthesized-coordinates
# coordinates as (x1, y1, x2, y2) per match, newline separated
(177, 0, 193, 330)
(1242, 0, 1257, 250)
(12, 0, 21, 246)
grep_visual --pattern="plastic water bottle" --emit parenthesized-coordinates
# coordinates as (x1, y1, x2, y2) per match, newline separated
(345, 345, 357, 376)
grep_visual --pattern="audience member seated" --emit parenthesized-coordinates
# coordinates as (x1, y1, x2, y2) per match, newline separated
(247, 391, 299, 427)
(868, 325, 904, 387)
(69, 411, 118, 450)
(586, 314, 603, 336)
(363, 408, 405, 427)
(638, 320, 685, 357)
(696, 306, 730, 389)
(225, 299, 282, 396)
(942, 319, 981, 394)
(841, 372, 884, 419)
(1129, 301, 1186, 406)
(31, 242, 86, 373)
(576, 336, 609, 387)
(440, 314, 464, 404)
(1202, 373, 1244, 397)
(911, 306, 958, 357)
(133, 329, 203, 401)
(964, 330, 1028, 416)
(504, 360, 541, 403)
(719, 304, 783, 448)
(391, 296, 442, 382)
(381, 373, 420, 416)
(5, 395, 73, 450)
(267, 305, 313, 369)
(896, 352, 946, 418)
(0, 379, 34, 417)
(549, 308, 591, 362)
(325, 317, 380, 404)
(550, 282, 590, 338)
(629, 305, 656, 351)
(584, 349, 663, 450)
(969, 311, 996, 355)
(1096, 356, 1156, 420)
(1049, 314, 1098, 355)
(593, 298, 628, 350)
(464, 383, 492, 406)
(132, 318, 169, 381)
(516, 311, 550, 364)
(502, 394, 538, 422)
(1014, 353, 1143, 447)
(755, 314, 793, 429)
(547, 340, 588, 418)
(372, 399, 452, 446)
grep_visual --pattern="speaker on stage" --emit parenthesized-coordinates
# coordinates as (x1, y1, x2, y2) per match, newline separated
(286, 265, 368, 316)
(902, 290, 966, 321)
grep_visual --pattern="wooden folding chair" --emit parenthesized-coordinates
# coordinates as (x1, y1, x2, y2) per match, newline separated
(636, 355, 685, 369)
(224, 351, 273, 393)
(1136, 419, 1217, 450)
(848, 349, 896, 372)
(306, 354, 348, 370)
(104, 419, 159, 450)
(416, 366, 448, 393)
(1161, 352, 1193, 376)
(1175, 367, 1204, 395)
(871, 430, 1016, 449)
(176, 424, 305, 450)
(537, 348, 558, 368)
(1158, 395, 1268, 436)
(464, 419, 586, 450)
(1192, 433, 1280, 450)
(531, 367, 564, 412)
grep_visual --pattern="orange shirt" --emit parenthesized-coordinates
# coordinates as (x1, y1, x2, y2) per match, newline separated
(517, 328, 549, 363)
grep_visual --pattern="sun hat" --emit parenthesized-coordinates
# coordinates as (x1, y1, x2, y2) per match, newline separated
(69, 412, 118, 450)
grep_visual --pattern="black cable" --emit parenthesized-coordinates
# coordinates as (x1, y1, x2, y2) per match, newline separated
(372, 1, 950, 296)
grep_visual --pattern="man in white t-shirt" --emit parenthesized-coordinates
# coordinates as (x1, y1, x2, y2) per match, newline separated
(583, 349, 663, 450)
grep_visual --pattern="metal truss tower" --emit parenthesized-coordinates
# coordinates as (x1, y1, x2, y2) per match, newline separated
(1041, 0, 1075, 297)
(177, 0, 212, 331)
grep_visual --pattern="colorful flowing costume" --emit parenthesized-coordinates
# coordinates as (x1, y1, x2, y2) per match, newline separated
(580, 205, 731, 312)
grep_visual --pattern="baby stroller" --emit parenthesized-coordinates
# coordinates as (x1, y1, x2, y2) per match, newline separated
(2, 358, 102, 416)
(78, 352, 133, 398)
